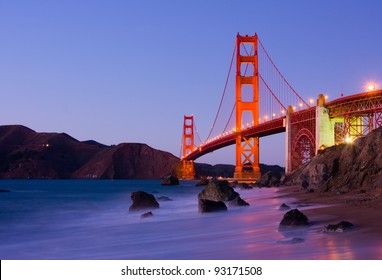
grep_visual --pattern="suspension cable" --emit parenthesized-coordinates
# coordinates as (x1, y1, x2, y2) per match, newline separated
(258, 37, 309, 107)
(204, 43, 237, 142)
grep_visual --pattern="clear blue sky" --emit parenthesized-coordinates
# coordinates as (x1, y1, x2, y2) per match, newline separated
(1, 0, 381, 167)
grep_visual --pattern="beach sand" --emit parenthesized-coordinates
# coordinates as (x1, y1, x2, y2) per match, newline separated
(277, 185, 382, 239)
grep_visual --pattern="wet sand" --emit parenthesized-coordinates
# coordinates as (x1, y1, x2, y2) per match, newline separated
(276, 185, 382, 239)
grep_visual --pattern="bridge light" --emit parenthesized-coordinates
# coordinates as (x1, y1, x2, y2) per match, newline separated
(264, 115, 268, 120)
(299, 103, 303, 107)
(346, 136, 352, 143)
(281, 110, 285, 114)
(272, 113, 276, 117)
(309, 98, 314, 104)
(368, 83, 375, 91)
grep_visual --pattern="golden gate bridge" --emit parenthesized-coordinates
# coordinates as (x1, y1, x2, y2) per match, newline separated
(181, 33, 382, 180)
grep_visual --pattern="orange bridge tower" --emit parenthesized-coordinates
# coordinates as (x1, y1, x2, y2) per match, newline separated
(182, 115, 195, 179)
(234, 33, 261, 180)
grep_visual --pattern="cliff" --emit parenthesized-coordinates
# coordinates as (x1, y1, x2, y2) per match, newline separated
(287, 126, 382, 193)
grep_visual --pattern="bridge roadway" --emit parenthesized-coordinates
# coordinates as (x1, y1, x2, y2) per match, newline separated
(184, 89, 382, 162)
(185, 117, 286, 161)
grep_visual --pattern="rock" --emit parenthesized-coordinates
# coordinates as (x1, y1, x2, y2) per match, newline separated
(227, 196, 250, 207)
(255, 171, 281, 187)
(156, 195, 173, 201)
(195, 178, 209, 186)
(279, 203, 291, 211)
(129, 191, 160, 211)
(198, 199, 227, 213)
(141, 211, 153, 218)
(322, 221, 354, 233)
(279, 209, 310, 229)
(161, 175, 179, 185)
(285, 126, 382, 194)
(198, 179, 239, 201)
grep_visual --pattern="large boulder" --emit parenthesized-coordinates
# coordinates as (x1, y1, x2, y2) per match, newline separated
(129, 191, 160, 211)
(161, 175, 179, 185)
(279, 209, 310, 229)
(198, 180, 250, 207)
(198, 199, 227, 213)
(198, 180, 239, 201)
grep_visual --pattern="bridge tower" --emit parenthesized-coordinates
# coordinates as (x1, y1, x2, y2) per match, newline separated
(182, 115, 195, 179)
(234, 34, 261, 180)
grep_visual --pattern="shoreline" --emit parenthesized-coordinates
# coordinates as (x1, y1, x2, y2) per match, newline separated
(276, 185, 382, 239)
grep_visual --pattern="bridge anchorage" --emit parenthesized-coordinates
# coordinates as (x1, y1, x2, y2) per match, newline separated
(181, 33, 382, 180)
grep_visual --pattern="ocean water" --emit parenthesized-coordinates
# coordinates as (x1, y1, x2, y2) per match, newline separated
(0, 180, 381, 260)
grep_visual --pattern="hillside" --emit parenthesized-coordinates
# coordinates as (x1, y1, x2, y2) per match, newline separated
(0, 125, 179, 179)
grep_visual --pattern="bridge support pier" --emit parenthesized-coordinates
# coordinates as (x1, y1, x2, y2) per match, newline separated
(181, 116, 195, 180)
(182, 160, 195, 180)
(234, 33, 261, 181)
(316, 94, 338, 151)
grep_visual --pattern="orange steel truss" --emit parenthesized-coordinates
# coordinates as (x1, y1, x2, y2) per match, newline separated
(289, 108, 316, 171)
(327, 90, 382, 142)
(234, 33, 261, 179)
(182, 115, 195, 179)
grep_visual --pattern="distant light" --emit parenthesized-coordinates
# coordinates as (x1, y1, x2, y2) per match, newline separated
(368, 84, 376, 91)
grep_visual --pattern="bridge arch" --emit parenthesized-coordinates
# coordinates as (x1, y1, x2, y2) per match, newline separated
(291, 128, 315, 171)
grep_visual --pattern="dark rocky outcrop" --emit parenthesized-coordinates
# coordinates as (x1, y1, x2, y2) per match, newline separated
(198, 180, 250, 208)
(129, 191, 160, 211)
(255, 171, 282, 187)
(286, 126, 382, 194)
(198, 199, 227, 213)
(198, 180, 239, 201)
(279, 209, 310, 229)
(161, 175, 179, 185)
(322, 221, 354, 233)
(141, 211, 154, 218)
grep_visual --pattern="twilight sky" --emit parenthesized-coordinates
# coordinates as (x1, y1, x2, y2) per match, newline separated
(1, 0, 381, 167)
